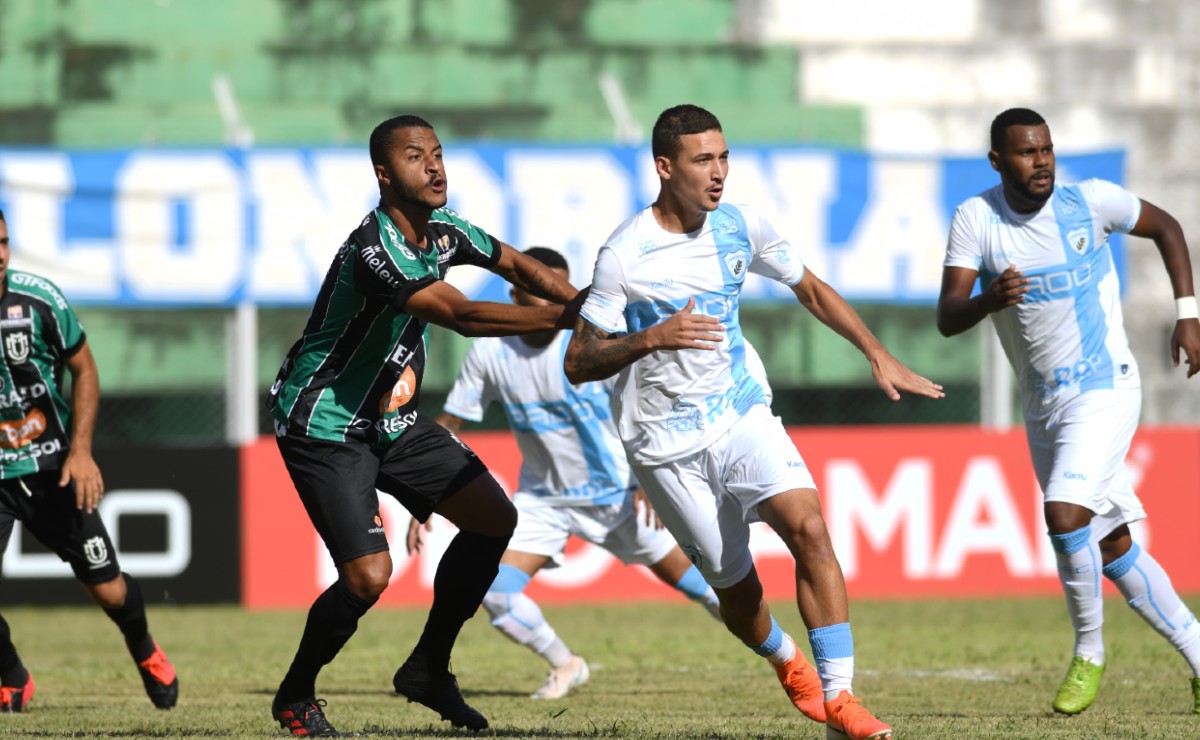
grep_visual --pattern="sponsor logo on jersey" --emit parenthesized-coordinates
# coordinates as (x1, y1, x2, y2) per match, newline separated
(665, 399, 703, 432)
(712, 215, 738, 235)
(83, 536, 110, 568)
(361, 243, 400, 287)
(379, 366, 418, 414)
(11, 273, 68, 310)
(637, 239, 660, 256)
(368, 514, 385, 535)
(1063, 471, 1088, 480)
(651, 279, 674, 290)
(0, 382, 49, 411)
(0, 317, 32, 329)
(435, 234, 453, 264)
(376, 409, 419, 434)
(4, 330, 30, 364)
(1066, 227, 1090, 255)
(6, 306, 21, 319)
(380, 218, 416, 260)
(0, 408, 45, 448)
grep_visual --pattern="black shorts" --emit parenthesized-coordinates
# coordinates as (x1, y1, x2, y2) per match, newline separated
(0, 470, 122, 585)
(277, 413, 490, 564)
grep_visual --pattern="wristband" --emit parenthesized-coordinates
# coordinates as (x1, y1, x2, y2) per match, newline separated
(1177, 296, 1199, 321)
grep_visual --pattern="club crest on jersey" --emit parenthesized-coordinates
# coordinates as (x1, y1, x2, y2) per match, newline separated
(1066, 227, 1090, 255)
(723, 249, 749, 281)
(6, 306, 22, 320)
(4, 331, 30, 364)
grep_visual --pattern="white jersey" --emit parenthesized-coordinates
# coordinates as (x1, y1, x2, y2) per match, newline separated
(579, 202, 803, 464)
(444, 331, 631, 507)
(944, 179, 1142, 417)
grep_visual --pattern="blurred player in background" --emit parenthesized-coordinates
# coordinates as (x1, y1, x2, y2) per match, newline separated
(938, 107, 1200, 716)
(565, 104, 942, 740)
(408, 246, 727, 701)
(266, 116, 579, 737)
(0, 209, 178, 713)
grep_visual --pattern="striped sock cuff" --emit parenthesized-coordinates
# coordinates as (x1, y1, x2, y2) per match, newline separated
(748, 617, 785, 657)
(674, 565, 711, 601)
(1102, 541, 1141, 580)
(1049, 524, 1092, 555)
(809, 622, 854, 661)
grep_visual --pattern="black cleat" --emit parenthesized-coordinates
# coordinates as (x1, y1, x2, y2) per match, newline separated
(393, 661, 488, 731)
(0, 671, 34, 712)
(136, 643, 179, 709)
(272, 696, 340, 737)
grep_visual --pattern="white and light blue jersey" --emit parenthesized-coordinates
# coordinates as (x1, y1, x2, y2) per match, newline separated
(444, 331, 632, 507)
(579, 202, 802, 464)
(945, 179, 1142, 417)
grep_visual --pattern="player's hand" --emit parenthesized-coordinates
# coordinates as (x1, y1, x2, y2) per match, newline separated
(60, 450, 104, 514)
(406, 517, 433, 555)
(868, 351, 945, 401)
(1171, 318, 1200, 379)
(980, 265, 1030, 313)
(633, 489, 663, 530)
(647, 297, 724, 351)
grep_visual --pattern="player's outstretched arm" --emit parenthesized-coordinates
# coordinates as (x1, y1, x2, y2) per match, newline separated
(61, 341, 105, 513)
(405, 280, 563, 337)
(937, 265, 1030, 337)
(1129, 200, 1200, 378)
(563, 297, 724, 383)
(492, 242, 579, 305)
(434, 412, 466, 433)
(793, 271, 944, 400)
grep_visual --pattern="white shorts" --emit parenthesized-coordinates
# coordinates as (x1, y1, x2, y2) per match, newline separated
(1025, 388, 1146, 538)
(508, 493, 677, 568)
(631, 405, 816, 589)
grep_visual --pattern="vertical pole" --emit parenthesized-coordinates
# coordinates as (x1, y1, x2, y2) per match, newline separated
(226, 302, 258, 444)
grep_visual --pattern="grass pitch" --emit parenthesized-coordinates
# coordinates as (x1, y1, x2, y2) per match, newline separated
(1, 596, 1197, 738)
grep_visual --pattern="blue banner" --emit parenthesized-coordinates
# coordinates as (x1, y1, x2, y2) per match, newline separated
(0, 146, 1124, 306)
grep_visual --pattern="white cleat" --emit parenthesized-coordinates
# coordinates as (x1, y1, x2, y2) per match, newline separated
(531, 655, 590, 700)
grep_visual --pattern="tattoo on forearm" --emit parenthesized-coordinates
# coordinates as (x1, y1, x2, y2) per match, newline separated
(572, 322, 648, 380)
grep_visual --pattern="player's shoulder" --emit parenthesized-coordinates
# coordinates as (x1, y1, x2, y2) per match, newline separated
(951, 185, 1005, 224)
(429, 206, 476, 232)
(6, 270, 72, 311)
(1068, 177, 1131, 202)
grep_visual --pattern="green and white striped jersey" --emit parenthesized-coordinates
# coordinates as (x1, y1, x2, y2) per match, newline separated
(270, 207, 500, 447)
(0, 270, 86, 478)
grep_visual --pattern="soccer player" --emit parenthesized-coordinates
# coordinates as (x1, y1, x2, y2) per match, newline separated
(564, 104, 942, 740)
(0, 209, 178, 713)
(407, 246, 726, 701)
(937, 107, 1200, 716)
(267, 116, 579, 737)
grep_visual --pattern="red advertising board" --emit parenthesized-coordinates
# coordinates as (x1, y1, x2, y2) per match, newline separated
(241, 426, 1200, 608)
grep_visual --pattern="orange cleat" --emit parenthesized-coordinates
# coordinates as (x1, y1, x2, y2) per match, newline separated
(824, 690, 892, 740)
(136, 643, 179, 709)
(773, 650, 826, 723)
(0, 671, 34, 713)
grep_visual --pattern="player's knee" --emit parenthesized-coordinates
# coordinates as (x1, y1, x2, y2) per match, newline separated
(86, 574, 128, 610)
(784, 512, 834, 559)
(342, 553, 393, 600)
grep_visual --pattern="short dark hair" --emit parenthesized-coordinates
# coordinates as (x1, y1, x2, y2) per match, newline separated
(369, 115, 434, 166)
(522, 246, 569, 275)
(0, 208, 5, 222)
(652, 104, 722, 159)
(990, 108, 1046, 152)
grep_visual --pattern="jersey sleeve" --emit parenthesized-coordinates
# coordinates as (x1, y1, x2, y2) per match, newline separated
(1082, 179, 1142, 235)
(943, 203, 984, 271)
(28, 275, 86, 358)
(743, 206, 806, 286)
(442, 341, 493, 423)
(578, 245, 629, 334)
(439, 209, 503, 270)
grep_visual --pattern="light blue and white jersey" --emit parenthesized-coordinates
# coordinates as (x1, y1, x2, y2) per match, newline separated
(579, 202, 802, 464)
(444, 331, 632, 507)
(945, 179, 1142, 418)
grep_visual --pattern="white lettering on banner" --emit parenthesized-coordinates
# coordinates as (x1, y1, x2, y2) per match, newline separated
(247, 151, 377, 300)
(2, 490, 191, 578)
(828, 159, 948, 299)
(0, 154, 119, 299)
(826, 458, 932, 579)
(117, 153, 243, 301)
(934, 458, 1036, 577)
(509, 151, 631, 284)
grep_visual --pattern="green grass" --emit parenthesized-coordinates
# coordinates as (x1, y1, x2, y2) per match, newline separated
(1, 596, 1197, 738)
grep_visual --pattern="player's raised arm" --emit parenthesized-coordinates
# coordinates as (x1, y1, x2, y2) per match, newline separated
(402, 279, 563, 337)
(563, 298, 725, 383)
(1128, 199, 1200, 377)
(792, 269, 944, 400)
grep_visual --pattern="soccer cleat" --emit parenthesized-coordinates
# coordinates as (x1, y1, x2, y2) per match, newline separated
(0, 672, 35, 713)
(272, 696, 340, 737)
(1190, 676, 1199, 715)
(393, 660, 488, 730)
(531, 655, 590, 700)
(773, 651, 826, 722)
(136, 642, 179, 709)
(824, 690, 892, 740)
(1052, 656, 1104, 714)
